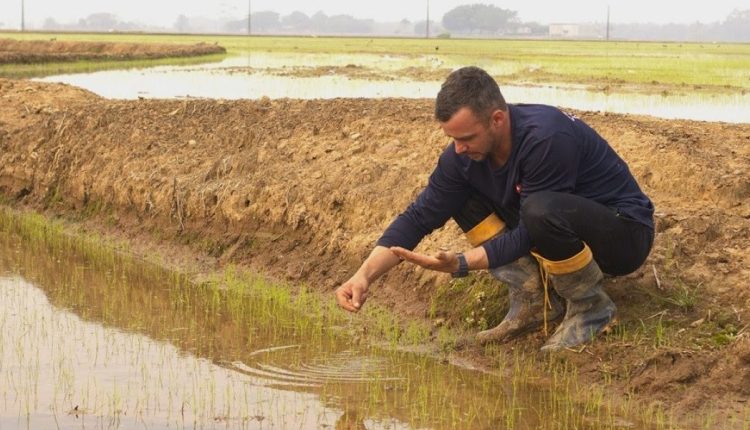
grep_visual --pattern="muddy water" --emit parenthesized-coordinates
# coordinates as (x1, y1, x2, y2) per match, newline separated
(0, 220, 641, 429)
(35, 52, 750, 123)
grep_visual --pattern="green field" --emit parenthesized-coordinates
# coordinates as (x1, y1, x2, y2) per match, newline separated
(1, 31, 749, 94)
(0, 33, 750, 94)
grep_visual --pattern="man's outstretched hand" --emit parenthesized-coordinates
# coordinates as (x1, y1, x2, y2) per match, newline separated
(389, 247, 460, 274)
(334, 246, 404, 313)
(335, 274, 370, 313)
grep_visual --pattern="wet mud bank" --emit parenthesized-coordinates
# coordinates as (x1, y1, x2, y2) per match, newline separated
(0, 38, 225, 64)
(1, 78, 750, 425)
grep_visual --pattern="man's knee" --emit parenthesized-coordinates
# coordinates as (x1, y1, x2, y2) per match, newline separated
(520, 191, 559, 228)
(454, 193, 506, 246)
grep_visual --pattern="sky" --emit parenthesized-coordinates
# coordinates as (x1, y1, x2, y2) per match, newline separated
(0, 0, 747, 29)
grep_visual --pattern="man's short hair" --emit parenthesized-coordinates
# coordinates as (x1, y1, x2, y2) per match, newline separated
(435, 66, 507, 123)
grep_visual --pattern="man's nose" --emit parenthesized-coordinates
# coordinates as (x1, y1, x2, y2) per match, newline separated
(453, 141, 467, 154)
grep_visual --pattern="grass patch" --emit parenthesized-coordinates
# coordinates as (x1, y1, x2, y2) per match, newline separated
(429, 272, 508, 332)
(0, 52, 226, 79)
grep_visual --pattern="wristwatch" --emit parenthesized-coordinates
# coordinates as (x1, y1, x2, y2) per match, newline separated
(452, 253, 469, 278)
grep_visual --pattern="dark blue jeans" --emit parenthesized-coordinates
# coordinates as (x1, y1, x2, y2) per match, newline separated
(521, 191, 653, 276)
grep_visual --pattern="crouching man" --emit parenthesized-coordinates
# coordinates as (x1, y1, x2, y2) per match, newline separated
(335, 66, 654, 351)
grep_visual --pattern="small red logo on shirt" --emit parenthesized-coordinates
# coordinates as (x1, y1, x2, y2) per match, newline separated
(515, 183, 522, 194)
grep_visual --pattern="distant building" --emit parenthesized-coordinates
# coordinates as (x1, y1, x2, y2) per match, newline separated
(549, 23, 604, 39)
(515, 26, 533, 35)
(549, 23, 580, 37)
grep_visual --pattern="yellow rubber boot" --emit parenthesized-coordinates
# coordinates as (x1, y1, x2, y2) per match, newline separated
(476, 255, 563, 345)
(533, 244, 616, 352)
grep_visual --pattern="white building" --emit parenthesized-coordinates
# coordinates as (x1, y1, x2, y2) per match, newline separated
(549, 23, 581, 37)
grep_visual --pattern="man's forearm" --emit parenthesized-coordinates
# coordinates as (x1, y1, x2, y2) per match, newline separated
(464, 246, 490, 271)
(355, 245, 403, 283)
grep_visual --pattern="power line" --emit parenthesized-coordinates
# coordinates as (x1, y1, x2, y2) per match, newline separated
(426, 0, 430, 38)
(606, 4, 610, 41)
(247, 0, 253, 36)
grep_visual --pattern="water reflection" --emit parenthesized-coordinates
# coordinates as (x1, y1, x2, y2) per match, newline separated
(34, 52, 749, 123)
(0, 219, 630, 429)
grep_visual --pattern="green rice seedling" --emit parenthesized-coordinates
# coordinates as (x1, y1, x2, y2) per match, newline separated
(662, 281, 699, 312)
(0, 206, 682, 429)
(0, 52, 226, 79)
(653, 315, 670, 348)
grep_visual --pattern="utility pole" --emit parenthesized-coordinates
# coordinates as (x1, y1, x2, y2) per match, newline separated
(247, 0, 253, 36)
(21, 0, 25, 32)
(425, 0, 430, 38)
(606, 5, 610, 41)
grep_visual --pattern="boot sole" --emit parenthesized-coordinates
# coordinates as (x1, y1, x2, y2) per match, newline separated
(540, 314, 618, 352)
(477, 311, 565, 345)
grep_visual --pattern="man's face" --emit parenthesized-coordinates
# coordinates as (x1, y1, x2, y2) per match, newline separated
(440, 107, 500, 162)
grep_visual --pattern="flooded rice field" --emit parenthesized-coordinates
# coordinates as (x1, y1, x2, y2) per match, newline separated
(3, 37, 749, 429)
(34, 52, 750, 124)
(0, 212, 646, 429)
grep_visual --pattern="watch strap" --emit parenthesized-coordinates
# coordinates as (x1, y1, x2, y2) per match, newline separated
(452, 253, 469, 278)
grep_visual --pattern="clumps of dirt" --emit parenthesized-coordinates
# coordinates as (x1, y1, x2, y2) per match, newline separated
(0, 38, 226, 64)
(1, 78, 749, 425)
(630, 349, 717, 397)
(628, 335, 750, 419)
(222, 65, 453, 82)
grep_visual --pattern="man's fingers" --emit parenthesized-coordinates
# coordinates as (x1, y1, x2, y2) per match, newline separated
(335, 287, 358, 312)
(352, 288, 367, 310)
(335, 283, 369, 313)
(390, 246, 459, 273)
(351, 287, 362, 309)
(390, 247, 438, 267)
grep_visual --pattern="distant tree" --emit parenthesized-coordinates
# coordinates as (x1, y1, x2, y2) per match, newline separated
(725, 9, 750, 25)
(414, 20, 442, 36)
(250, 11, 280, 32)
(81, 13, 119, 31)
(281, 11, 311, 31)
(722, 9, 750, 41)
(327, 14, 373, 34)
(442, 4, 518, 34)
(609, 19, 750, 42)
(310, 11, 329, 33)
(174, 14, 190, 33)
(222, 19, 243, 33)
(522, 21, 548, 35)
(394, 18, 411, 34)
(42, 18, 60, 30)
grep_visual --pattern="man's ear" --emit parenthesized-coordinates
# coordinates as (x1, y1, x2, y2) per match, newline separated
(490, 109, 506, 129)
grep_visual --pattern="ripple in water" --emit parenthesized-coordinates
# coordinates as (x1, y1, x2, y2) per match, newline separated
(225, 346, 403, 388)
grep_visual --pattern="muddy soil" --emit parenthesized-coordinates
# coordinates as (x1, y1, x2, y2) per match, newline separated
(0, 38, 225, 64)
(219, 63, 745, 96)
(222, 64, 454, 82)
(1, 78, 749, 426)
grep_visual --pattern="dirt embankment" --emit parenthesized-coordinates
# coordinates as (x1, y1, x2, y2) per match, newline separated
(0, 38, 226, 64)
(1, 78, 749, 424)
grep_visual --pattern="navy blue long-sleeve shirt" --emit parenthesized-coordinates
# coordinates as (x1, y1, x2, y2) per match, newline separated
(376, 104, 654, 268)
